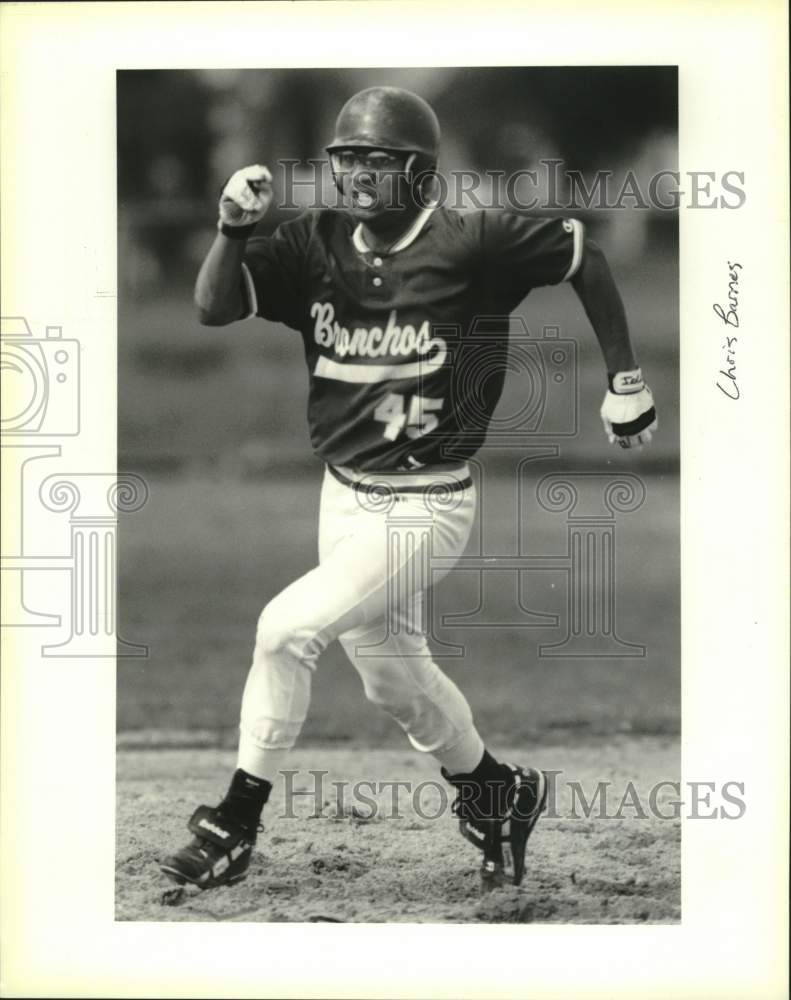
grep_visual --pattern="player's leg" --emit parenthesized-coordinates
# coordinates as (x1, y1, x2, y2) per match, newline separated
(338, 615, 484, 771)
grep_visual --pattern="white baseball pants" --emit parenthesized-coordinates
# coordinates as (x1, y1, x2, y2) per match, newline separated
(237, 464, 485, 781)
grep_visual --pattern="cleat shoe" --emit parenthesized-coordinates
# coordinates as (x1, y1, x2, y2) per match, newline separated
(160, 805, 260, 889)
(454, 765, 548, 888)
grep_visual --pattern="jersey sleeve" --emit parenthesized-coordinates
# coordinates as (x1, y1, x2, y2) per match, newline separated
(240, 213, 314, 328)
(478, 210, 584, 304)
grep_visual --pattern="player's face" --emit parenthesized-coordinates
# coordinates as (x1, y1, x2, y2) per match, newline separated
(330, 149, 415, 222)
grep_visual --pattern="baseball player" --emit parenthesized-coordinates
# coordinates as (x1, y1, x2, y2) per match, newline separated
(161, 86, 656, 891)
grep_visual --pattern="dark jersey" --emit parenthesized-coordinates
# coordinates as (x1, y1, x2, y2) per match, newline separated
(241, 206, 583, 471)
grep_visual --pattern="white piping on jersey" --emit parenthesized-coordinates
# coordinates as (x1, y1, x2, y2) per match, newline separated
(561, 219, 585, 282)
(314, 353, 444, 384)
(240, 262, 258, 319)
(352, 201, 439, 256)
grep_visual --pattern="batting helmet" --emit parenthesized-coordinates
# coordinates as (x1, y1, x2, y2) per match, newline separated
(326, 86, 441, 165)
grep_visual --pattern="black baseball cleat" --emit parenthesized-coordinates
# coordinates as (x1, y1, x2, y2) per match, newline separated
(454, 766, 548, 888)
(160, 805, 260, 890)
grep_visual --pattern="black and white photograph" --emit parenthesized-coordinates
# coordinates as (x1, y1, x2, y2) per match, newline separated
(0, 3, 787, 998)
(116, 66, 681, 923)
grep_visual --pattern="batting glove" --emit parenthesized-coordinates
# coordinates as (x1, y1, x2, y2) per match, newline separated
(600, 369, 657, 449)
(218, 165, 273, 233)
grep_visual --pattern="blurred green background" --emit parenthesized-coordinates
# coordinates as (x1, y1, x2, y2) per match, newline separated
(117, 68, 679, 743)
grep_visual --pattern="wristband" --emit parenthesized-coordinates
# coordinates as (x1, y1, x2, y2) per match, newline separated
(607, 369, 644, 394)
(217, 219, 257, 239)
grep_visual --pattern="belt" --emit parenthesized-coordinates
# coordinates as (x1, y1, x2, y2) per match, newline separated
(327, 464, 473, 495)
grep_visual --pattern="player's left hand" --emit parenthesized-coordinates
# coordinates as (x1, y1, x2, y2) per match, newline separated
(600, 369, 657, 449)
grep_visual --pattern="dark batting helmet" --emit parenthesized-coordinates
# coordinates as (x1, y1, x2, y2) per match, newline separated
(326, 86, 441, 166)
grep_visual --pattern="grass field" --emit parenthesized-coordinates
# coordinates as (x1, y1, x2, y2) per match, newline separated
(118, 471, 679, 742)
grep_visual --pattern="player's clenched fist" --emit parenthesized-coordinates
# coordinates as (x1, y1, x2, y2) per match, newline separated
(218, 165, 273, 230)
(600, 369, 657, 449)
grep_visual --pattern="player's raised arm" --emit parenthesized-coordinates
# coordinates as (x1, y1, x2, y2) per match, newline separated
(570, 238, 657, 448)
(194, 165, 273, 326)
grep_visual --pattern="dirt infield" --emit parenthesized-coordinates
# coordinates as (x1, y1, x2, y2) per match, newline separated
(116, 736, 680, 923)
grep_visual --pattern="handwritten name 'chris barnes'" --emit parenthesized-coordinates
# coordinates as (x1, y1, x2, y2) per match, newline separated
(714, 261, 742, 399)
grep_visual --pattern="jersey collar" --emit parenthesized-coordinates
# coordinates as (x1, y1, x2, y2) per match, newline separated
(352, 202, 438, 256)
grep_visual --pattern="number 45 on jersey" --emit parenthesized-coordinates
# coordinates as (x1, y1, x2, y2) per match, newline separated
(374, 393, 443, 442)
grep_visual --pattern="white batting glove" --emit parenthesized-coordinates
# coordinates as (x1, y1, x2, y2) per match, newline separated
(600, 369, 657, 449)
(218, 165, 273, 229)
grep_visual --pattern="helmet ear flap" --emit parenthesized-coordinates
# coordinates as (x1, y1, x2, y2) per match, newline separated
(408, 155, 440, 206)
